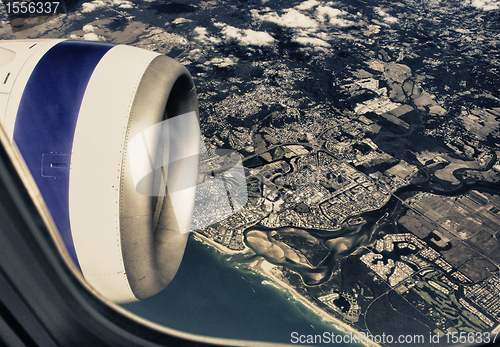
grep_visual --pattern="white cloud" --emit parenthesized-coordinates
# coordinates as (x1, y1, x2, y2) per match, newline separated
(83, 33, 101, 41)
(81, 0, 106, 13)
(172, 18, 192, 24)
(469, 0, 500, 10)
(80, 0, 134, 13)
(317, 5, 345, 19)
(313, 31, 331, 41)
(194, 26, 221, 44)
(25, 17, 39, 25)
(255, 9, 318, 28)
(296, 0, 320, 10)
(218, 24, 275, 46)
(329, 17, 355, 27)
(374, 7, 398, 24)
(83, 24, 95, 33)
(112, 0, 134, 8)
(194, 26, 207, 35)
(314, 6, 355, 27)
(293, 36, 330, 47)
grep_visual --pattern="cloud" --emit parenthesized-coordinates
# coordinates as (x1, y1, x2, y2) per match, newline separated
(316, 6, 354, 27)
(293, 36, 330, 47)
(216, 23, 275, 46)
(255, 9, 318, 28)
(83, 24, 95, 33)
(112, 0, 134, 8)
(317, 6, 345, 19)
(80, 0, 134, 13)
(374, 7, 398, 24)
(296, 0, 320, 10)
(469, 0, 499, 10)
(25, 17, 39, 25)
(83, 33, 101, 41)
(194, 26, 221, 44)
(172, 18, 192, 24)
(81, 0, 106, 13)
(253, 4, 354, 30)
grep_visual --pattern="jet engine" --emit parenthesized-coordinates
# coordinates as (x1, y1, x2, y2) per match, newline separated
(0, 39, 200, 303)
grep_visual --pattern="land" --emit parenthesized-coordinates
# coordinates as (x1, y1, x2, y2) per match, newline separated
(2, 0, 500, 345)
(183, 0, 500, 343)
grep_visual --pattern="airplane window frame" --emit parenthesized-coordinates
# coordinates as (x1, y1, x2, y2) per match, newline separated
(0, 1, 498, 346)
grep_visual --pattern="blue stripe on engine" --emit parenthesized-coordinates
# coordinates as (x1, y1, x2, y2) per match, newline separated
(13, 40, 114, 271)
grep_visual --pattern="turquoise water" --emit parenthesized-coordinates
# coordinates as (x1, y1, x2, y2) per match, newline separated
(122, 235, 358, 345)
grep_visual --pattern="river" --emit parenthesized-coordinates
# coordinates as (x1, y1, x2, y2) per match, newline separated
(122, 176, 500, 345)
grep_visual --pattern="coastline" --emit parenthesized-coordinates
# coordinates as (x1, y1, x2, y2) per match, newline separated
(253, 259, 379, 347)
(191, 231, 379, 347)
(192, 231, 244, 255)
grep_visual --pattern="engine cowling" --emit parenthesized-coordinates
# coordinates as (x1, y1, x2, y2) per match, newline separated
(0, 39, 200, 303)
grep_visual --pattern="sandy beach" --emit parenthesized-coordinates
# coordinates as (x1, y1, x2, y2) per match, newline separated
(192, 232, 246, 255)
(192, 231, 380, 347)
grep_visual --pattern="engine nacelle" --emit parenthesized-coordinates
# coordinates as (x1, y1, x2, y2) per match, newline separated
(0, 39, 200, 303)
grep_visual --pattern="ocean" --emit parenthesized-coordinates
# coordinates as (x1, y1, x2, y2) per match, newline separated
(121, 235, 358, 345)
